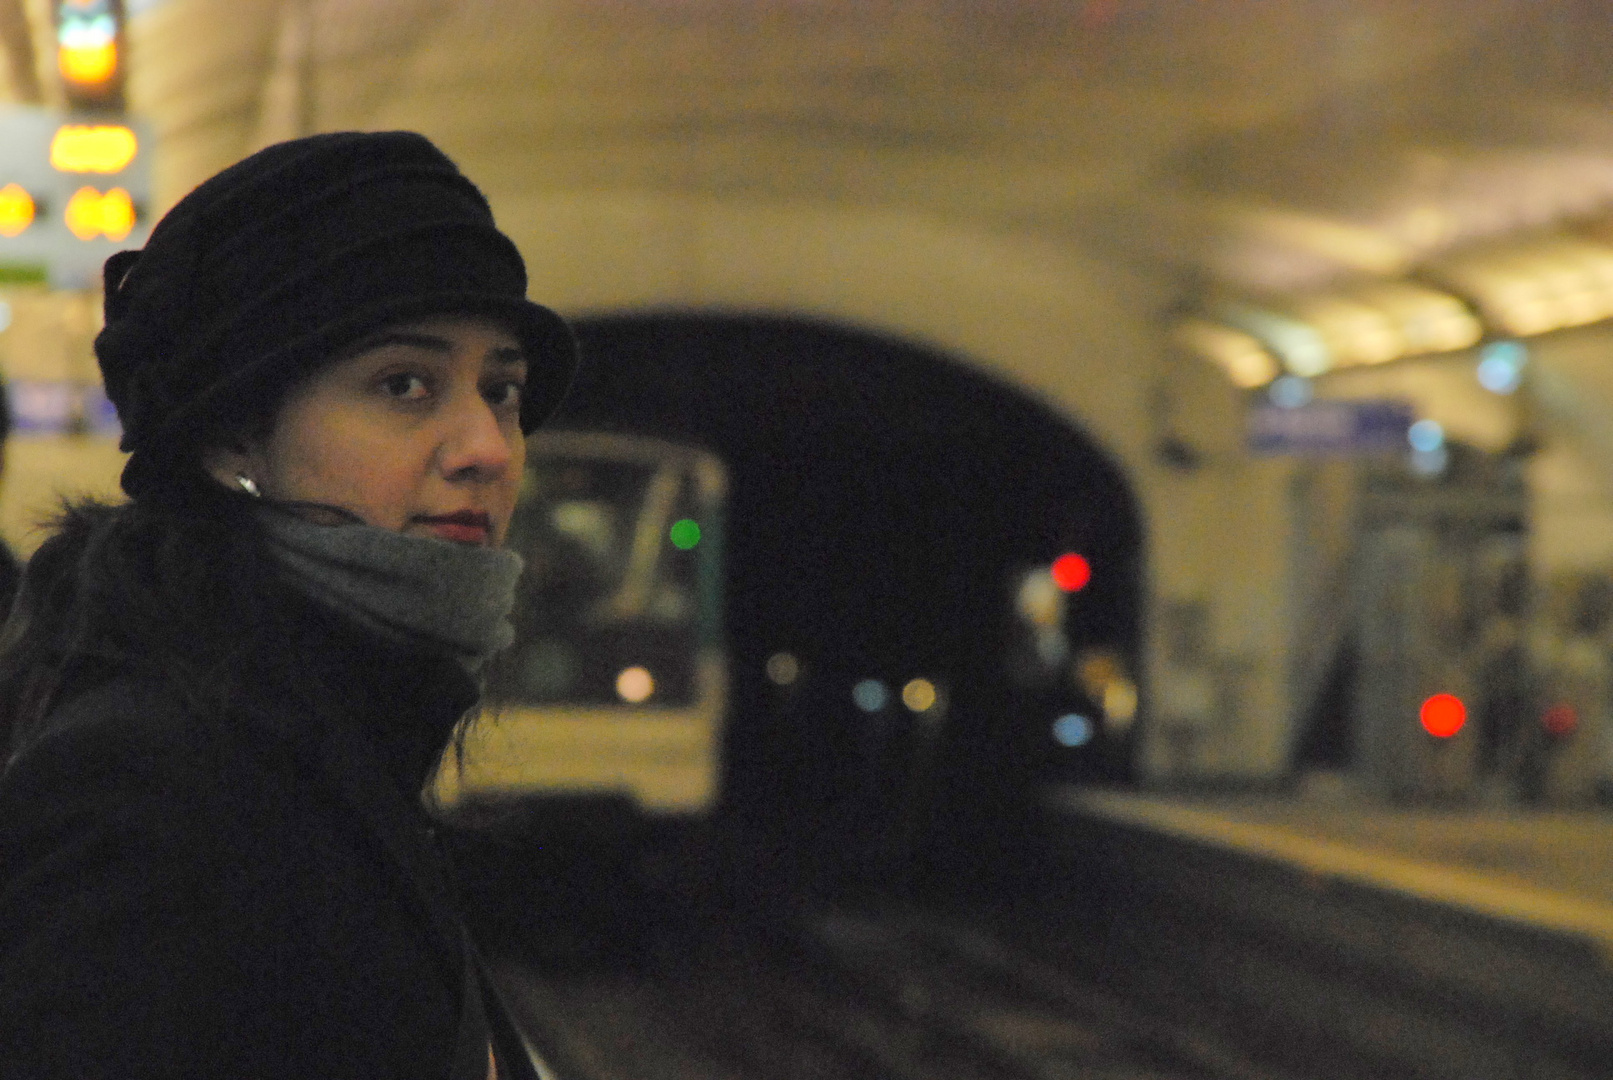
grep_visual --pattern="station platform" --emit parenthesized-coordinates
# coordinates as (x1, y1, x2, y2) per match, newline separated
(1042, 781, 1613, 1076)
(1046, 781, 1613, 956)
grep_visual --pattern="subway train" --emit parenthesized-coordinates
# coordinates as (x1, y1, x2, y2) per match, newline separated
(435, 317, 1143, 919)
(431, 430, 729, 823)
(430, 430, 730, 962)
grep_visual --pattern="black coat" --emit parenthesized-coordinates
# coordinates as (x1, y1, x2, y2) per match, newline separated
(0, 567, 532, 1079)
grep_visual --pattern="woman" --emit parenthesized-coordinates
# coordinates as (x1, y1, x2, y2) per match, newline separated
(0, 131, 576, 1079)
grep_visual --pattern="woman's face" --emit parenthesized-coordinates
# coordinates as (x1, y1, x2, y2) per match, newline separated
(211, 315, 529, 547)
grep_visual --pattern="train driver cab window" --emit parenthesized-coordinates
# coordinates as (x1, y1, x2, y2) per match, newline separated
(494, 438, 714, 709)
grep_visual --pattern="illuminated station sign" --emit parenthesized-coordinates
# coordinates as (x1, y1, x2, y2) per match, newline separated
(0, 108, 151, 288)
(57, 0, 126, 111)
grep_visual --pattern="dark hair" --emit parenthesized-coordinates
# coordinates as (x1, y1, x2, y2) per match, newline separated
(0, 481, 273, 757)
(0, 481, 489, 790)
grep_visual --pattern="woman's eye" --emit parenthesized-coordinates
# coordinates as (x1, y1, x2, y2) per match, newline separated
(380, 373, 430, 400)
(487, 381, 525, 409)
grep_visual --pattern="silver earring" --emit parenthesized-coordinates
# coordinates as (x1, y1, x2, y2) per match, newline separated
(235, 474, 261, 497)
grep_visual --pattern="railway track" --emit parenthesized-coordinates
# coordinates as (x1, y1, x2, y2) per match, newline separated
(489, 905, 1306, 1080)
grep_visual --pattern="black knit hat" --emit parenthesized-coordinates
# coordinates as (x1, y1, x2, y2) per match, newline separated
(95, 130, 578, 498)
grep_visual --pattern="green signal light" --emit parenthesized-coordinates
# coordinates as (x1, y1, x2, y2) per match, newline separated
(669, 518, 701, 550)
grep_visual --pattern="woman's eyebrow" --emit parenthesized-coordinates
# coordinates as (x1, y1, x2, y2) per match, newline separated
(350, 330, 454, 355)
(348, 333, 528, 367)
(486, 347, 529, 376)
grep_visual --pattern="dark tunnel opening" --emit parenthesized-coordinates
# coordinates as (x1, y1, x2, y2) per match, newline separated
(549, 313, 1145, 899)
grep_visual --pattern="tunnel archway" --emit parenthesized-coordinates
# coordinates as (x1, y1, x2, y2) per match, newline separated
(553, 314, 1144, 893)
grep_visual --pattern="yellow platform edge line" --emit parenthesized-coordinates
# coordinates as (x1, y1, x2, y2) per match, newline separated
(1057, 789, 1613, 958)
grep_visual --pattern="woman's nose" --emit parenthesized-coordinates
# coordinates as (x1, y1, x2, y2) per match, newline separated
(437, 392, 517, 480)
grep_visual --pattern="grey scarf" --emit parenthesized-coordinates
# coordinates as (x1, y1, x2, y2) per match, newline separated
(256, 505, 524, 675)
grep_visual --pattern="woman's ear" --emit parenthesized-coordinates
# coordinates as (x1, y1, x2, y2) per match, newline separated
(200, 440, 265, 495)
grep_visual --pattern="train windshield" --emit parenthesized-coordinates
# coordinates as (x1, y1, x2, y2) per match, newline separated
(493, 441, 716, 708)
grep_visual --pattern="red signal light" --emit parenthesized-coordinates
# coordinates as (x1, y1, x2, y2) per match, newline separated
(1419, 693, 1466, 738)
(1050, 553, 1091, 593)
(1542, 703, 1578, 737)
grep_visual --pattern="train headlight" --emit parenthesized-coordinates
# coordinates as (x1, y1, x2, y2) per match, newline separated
(616, 666, 654, 703)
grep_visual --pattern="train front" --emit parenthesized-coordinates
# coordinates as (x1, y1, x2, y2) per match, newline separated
(432, 431, 728, 821)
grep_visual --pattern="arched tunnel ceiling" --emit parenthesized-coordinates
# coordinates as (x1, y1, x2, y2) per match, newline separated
(4, 0, 1612, 377)
(0, 0, 1581, 241)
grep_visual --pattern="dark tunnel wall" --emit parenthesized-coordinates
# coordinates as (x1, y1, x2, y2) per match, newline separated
(552, 314, 1143, 893)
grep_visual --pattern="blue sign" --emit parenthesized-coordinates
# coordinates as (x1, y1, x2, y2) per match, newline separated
(9, 380, 122, 437)
(1248, 399, 1415, 457)
(10, 380, 77, 434)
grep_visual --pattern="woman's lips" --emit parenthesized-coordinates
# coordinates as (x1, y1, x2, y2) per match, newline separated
(417, 512, 492, 545)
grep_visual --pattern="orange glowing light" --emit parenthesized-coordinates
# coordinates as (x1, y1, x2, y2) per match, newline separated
(615, 666, 654, 704)
(1419, 693, 1466, 738)
(65, 186, 134, 241)
(901, 678, 938, 713)
(1050, 553, 1092, 593)
(50, 125, 137, 173)
(59, 41, 117, 86)
(0, 184, 35, 238)
(1542, 703, 1578, 737)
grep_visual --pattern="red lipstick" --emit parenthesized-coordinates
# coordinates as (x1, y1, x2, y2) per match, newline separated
(417, 511, 492, 545)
